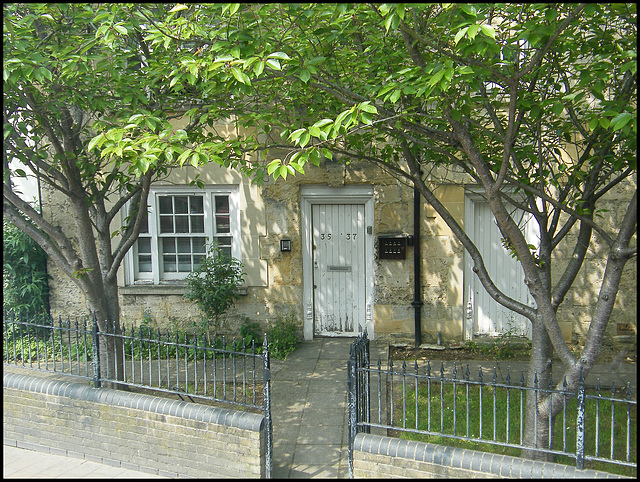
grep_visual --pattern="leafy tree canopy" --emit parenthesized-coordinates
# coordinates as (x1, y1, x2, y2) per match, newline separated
(125, 3, 636, 455)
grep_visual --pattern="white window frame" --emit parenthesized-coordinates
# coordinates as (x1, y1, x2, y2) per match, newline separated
(124, 185, 241, 285)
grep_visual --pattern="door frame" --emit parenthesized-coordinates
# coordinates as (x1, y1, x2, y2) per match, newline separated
(301, 185, 375, 340)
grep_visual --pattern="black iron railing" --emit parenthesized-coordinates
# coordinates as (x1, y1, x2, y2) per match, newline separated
(3, 311, 273, 478)
(347, 331, 636, 478)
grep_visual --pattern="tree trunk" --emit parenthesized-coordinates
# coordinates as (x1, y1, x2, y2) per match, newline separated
(91, 278, 126, 389)
(521, 318, 555, 461)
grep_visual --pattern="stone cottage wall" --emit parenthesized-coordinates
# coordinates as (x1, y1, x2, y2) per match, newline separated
(42, 157, 636, 347)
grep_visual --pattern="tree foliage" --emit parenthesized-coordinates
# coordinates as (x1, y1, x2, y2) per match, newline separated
(131, 3, 636, 457)
(2, 3, 247, 380)
(4, 2, 636, 456)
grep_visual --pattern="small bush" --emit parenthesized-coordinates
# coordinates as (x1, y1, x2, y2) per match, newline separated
(268, 312, 300, 360)
(183, 242, 245, 339)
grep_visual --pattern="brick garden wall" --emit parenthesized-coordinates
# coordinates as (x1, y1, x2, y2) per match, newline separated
(353, 433, 629, 479)
(3, 371, 266, 478)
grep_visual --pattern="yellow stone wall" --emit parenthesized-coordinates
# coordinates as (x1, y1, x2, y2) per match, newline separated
(43, 151, 636, 346)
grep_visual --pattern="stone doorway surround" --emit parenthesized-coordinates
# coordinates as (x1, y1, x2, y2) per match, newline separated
(300, 185, 375, 341)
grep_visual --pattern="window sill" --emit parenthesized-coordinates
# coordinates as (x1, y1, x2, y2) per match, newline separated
(121, 284, 248, 296)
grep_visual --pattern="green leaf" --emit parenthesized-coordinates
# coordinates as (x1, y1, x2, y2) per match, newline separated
(598, 118, 611, 129)
(267, 159, 281, 175)
(87, 133, 105, 152)
(384, 13, 395, 33)
(428, 68, 446, 87)
(480, 24, 496, 39)
(299, 131, 311, 147)
(253, 61, 265, 77)
(265, 58, 281, 70)
(551, 102, 564, 116)
(289, 128, 306, 141)
(312, 118, 334, 129)
(467, 24, 480, 39)
(267, 51, 290, 60)
(611, 112, 633, 131)
(169, 4, 189, 13)
(454, 26, 469, 45)
(359, 102, 378, 114)
(299, 69, 311, 83)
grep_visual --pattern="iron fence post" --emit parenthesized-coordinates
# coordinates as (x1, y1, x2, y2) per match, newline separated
(347, 350, 357, 479)
(576, 368, 585, 470)
(91, 315, 101, 388)
(262, 334, 272, 479)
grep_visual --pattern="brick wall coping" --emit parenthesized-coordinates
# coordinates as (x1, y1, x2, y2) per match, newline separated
(3, 371, 264, 432)
(353, 433, 630, 479)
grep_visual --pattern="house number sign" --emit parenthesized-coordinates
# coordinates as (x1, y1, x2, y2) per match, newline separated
(318, 233, 358, 240)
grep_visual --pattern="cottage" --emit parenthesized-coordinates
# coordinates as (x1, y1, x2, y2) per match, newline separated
(42, 120, 636, 347)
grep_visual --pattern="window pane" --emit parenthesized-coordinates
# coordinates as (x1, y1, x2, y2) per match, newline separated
(193, 237, 206, 253)
(216, 236, 233, 250)
(178, 255, 192, 272)
(138, 255, 152, 272)
(159, 196, 173, 214)
(140, 209, 149, 234)
(160, 216, 174, 233)
(163, 255, 177, 272)
(193, 254, 204, 266)
(215, 195, 229, 214)
(177, 238, 191, 253)
(175, 215, 189, 233)
(190, 196, 204, 214)
(162, 238, 176, 253)
(138, 237, 151, 253)
(216, 215, 230, 233)
(191, 215, 204, 233)
(221, 246, 232, 259)
(174, 196, 188, 214)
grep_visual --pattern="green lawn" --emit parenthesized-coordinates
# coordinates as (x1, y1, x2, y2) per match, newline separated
(392, 381, 637, 477)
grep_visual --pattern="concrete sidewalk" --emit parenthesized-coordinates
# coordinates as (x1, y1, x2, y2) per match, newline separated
(3, 337, 636, 479)
(3, 444, 168, 478)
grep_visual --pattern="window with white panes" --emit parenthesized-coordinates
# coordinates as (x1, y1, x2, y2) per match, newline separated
(127, 187, 240, 284)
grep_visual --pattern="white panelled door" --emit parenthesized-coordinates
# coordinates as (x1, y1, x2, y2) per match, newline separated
(312, 204, 366, 335)
(465, 198, 537, 339)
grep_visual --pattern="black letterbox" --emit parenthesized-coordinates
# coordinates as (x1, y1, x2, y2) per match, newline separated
(378, 236, 406, 260)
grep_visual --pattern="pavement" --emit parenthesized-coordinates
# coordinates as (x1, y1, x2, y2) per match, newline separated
(3, 337, 636, 478)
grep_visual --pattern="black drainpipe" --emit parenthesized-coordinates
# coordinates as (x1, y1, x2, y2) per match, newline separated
(411, 186, 423, 347)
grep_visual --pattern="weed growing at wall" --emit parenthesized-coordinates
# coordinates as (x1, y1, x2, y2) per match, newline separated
(240, 318, 264, 353)
(268, 312, 300, 360)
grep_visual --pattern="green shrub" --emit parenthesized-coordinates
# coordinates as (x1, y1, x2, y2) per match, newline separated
(268, 312, 300, 360)
(3, 218, 51, 316)
(183, 242, 245, 339)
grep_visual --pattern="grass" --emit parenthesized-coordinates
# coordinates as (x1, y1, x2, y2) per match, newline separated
(392, 380, 637, 477)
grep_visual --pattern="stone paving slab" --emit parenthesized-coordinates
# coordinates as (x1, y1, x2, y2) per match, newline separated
(2, 445, 169, 479)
